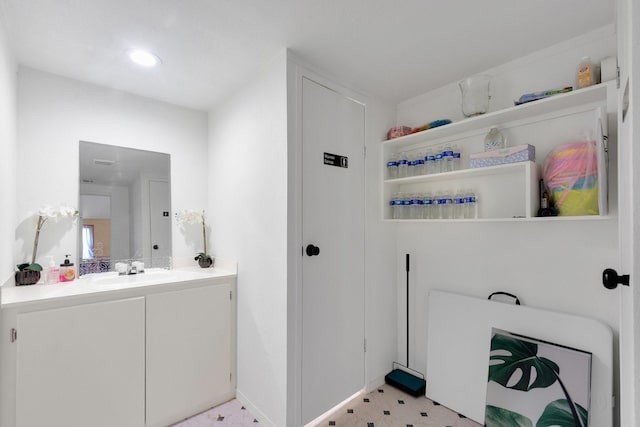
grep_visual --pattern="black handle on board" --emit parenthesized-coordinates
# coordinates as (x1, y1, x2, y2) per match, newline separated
(488, 291, 521, 305)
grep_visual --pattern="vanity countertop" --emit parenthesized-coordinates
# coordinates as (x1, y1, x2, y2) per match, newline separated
(1, 264, 237, 309)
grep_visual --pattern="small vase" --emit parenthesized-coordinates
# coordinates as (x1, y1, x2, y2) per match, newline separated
(15, 270, 41, 286)
(198, 256, 213, 268)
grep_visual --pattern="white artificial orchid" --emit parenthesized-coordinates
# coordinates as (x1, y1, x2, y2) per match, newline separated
(175, 209, 205, 225)
(18, 204, 79, 272)
(57, 205, 78, 218)
(38, 204, 57, 218)
(175, 209, 210, 261)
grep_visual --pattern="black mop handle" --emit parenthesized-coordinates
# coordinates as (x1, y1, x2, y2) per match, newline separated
(406, 253, 410, 368)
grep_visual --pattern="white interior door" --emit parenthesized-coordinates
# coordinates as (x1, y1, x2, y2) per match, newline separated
(616, 0, 638, 424)
(149, 180, 171, 267)
(301, 77, 365, 424)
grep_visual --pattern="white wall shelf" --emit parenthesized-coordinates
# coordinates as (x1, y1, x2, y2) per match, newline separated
(383, 84, 608, 150)
(381, 83, 611, 222)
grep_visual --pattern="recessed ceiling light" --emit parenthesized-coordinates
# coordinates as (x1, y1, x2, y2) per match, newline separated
(127, 49, 160, 67)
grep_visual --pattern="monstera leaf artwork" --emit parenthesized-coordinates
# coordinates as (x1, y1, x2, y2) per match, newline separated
(485, 329, 591, 427)
(489, 334, 559, 391)
(485, 405, 533, 427)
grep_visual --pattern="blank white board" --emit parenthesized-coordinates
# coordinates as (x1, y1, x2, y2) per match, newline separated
(426, 290, 613, 426)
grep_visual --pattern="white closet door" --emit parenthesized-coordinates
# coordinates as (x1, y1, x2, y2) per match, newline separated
(301, 77, 366, 424)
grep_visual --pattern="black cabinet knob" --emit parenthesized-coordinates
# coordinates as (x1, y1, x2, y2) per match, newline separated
(153, 244, 159, 250)
(306, 244, 320, 257)
(602, 268, 630, 289)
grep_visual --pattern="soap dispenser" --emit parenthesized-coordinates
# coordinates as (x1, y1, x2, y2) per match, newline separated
(59, 255, 76, 282)
(45, 256, 60, 285)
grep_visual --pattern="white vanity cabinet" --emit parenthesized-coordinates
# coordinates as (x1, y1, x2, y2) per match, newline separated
(146, 284, 233, 427)
(1, 269, 237, 427)
(15, 297, 146, 427)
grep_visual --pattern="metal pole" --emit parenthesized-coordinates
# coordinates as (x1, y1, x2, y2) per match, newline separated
(406, 253, 410, 367)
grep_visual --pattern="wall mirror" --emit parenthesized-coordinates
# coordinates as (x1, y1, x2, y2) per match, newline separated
(78, 141, 171, 275)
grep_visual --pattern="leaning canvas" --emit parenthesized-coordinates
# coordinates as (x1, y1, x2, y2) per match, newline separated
(485, 328, 592, 427)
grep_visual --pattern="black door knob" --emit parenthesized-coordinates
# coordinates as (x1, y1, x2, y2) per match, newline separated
(602, 268, 630, 289)
(153, 244, 159, 250)
(306, 244, 320, 257)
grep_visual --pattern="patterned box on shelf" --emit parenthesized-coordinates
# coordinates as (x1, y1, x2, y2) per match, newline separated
(470, 144, 536, 168)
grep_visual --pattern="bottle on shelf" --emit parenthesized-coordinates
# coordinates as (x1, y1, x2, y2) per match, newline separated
(390, 192, 402, 219)
(402, 193, 412, 218)
(453, 190, 466, 219)
(386, 153, 398, 179)
(442, 191, 453, 219)
(425, 150, 436, 175)
(452, 146, 462, 171)
(434, 148, 443, 174)
(397, 152, 409, 178)
(408, 193, 421, 219)
(422, 192, 434, 219)
(407, 151, 419, 177)
(464, 189, 478, 219)
(407, 151, 416, 177)
(414, 150, 425, 176)
(434, 191, 453, 219)
(442, 144, 454, 172)
(433, 191, 444, 219)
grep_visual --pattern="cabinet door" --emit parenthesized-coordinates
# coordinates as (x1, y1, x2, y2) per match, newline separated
(146, 284, 232, 427)
(16, 297, 145, 427)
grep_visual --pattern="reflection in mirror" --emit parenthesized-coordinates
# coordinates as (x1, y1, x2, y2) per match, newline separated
(78, 141, 171, 275)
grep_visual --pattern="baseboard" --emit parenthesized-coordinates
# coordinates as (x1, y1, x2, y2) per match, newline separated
(235, 389, 276, 427)
(365, 374, 386, 393)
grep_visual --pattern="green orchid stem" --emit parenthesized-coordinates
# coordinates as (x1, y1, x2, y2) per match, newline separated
(201, 212, 207, 256)
(542, 359, 585, 427)
(31, 216, 46, 265)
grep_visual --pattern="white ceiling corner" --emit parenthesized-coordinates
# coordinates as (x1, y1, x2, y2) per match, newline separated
(0, 0, 615, 111)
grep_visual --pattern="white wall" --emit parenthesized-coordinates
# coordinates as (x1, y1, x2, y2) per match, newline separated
(392, 25, 621, 417)
(207, 50, 288, 427)
(15, 68, 208, 269)
(0, 13, 15, 424)
(0, 17, 16, 280)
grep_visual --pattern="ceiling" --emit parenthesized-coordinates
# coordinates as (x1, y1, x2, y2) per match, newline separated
(0, 0, 615, 111)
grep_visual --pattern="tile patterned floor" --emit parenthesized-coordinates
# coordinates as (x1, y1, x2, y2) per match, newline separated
(174, 384, 481, 426)
(317, 384, 482, 427)
(173, 398, 259, 427)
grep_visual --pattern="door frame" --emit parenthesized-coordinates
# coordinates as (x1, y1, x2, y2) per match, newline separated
(617, 0, 640, 424)
(286, 54, 369, 427)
